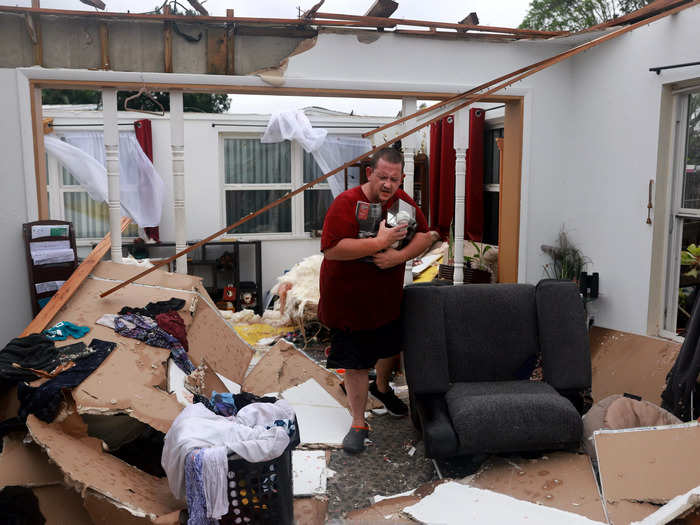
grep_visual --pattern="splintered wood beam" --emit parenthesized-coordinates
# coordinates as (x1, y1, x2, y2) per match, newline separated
(226, 9, 235, 75)
(365, 0, 399, 18)
(98, 0, 700, 298)
(99, 22, 110, 69)
(207, 27, 227, 74)
(21, 217, 131, 337)
(164, 21, 173, 73)
(79, 0, 106, 9)
(363, 0, 700, 139)
(459, 12, 479, 27)
(312, 12, 565, 36)
(24, 13, 42, 65)
(302, 0, 325, 19)
(187, 0, 209, 16)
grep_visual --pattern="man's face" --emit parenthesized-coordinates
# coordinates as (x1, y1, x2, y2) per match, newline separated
(365, 158, 403, 203)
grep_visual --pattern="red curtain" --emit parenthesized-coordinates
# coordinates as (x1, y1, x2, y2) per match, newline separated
(428, 109, 485, 242)
(466, 108, 485, 241)
(133, 119, 160, 242)
(429, 116, 455, 240)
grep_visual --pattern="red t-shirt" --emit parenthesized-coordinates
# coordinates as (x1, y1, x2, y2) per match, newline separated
(318, 186, 428, 331)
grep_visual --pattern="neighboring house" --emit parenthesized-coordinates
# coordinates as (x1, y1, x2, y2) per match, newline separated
(40, 106, 400, 303)
(0, 3, 698, 344)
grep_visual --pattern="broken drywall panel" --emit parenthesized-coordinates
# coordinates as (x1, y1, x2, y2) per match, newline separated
(469, 452, 606, 522)
(606, 501, 660, 525)
(281, 378, 352, 447)
(73, 343, 182, 434)
(90, 261, 203, 293)
(595, 423, 700, 505)
(242, 340, 380, 410)
(346, 494, 420, 523)
(630, 486, 700, 524)
(186, 297, 253, 385)
(236, 34, 310, 75)
(167, 358, 190, 406)
(0, 434, 63, 488)
(294, 496, 329, 525)
(33, 484, 94, 525)
(216, 372, 241, 394)
(373, 488, 417, 503)
(402, 481, 607, 524)
(27, 413, 183, 520)
(83, 489, 162, 525)
(293, 450, 327, 496)
(590, 326, 680, 405)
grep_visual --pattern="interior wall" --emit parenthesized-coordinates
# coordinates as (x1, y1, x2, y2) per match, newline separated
(563, 6, 700, 334)
(0, 68, 32, 343)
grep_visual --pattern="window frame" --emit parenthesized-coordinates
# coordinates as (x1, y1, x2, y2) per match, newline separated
(219, 130, 357, 240)
(663, 89, 700, 337)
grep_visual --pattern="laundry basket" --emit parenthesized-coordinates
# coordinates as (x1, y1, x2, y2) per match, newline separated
(220, 418, 300, 525)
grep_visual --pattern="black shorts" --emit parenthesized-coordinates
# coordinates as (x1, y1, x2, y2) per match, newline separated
(326, 319, 402, 370)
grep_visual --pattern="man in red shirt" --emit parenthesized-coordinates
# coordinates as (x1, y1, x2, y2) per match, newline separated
(318, 147, 439, 453)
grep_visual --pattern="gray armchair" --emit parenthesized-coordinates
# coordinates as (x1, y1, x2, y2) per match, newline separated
(401, 280, 590, 459)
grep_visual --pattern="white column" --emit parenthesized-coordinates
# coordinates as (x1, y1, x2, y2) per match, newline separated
(102, 87, 121, 263)
(170, 90, 187, 274)
(453, 108, 469, 286)
(401, 97, 418, 286)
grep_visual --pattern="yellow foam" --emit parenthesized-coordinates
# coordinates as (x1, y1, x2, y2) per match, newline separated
(233, 323, 295, 346)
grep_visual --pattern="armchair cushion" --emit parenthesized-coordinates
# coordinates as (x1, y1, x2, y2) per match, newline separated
(445, 381, 583, 455)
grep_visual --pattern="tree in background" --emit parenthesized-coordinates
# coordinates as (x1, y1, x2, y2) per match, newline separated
(519, 0, 653, 31)
(42, 90, 230, 114)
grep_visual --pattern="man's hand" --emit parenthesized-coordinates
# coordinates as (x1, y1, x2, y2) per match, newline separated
(375, 219, 407, 250)
(373, 248, 404, 269)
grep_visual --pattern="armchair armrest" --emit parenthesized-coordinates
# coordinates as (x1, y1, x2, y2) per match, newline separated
(536, 280, 591, 391)
(413, 393, 459, 459)
(401, 285, 450, 395)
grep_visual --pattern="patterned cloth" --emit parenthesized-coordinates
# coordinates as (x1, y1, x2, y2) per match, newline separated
(113, 313, 194, 374)
(185, 449, 217, 525)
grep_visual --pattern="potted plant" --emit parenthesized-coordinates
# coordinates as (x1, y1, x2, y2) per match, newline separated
(541, 229, 589, 284)
(464, 241, 493, 284)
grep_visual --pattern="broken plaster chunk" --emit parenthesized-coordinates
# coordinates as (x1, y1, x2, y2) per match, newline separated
(110, 399, 117, 404)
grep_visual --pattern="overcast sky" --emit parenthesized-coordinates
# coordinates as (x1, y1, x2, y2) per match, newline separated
(9, 0, 534, 115)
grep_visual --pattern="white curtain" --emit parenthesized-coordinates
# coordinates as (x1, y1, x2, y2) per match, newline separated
(261, 109, 372, 198)
(43, 130, 165, 227)
(312, 136, 371, 197)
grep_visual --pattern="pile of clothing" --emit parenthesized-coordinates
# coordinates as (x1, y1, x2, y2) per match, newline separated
(162, 395, 296, 524)
(97, 297, 194, 374)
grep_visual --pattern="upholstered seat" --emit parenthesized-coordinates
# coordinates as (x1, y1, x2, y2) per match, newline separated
(401, 280, 590, 458)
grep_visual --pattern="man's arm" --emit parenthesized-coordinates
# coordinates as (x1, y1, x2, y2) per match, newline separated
(324, 220, 408, 261)
(373, 230, 440, 269)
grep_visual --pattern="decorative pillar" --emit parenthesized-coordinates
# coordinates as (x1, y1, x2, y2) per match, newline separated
(102, 87, 122, 263)
(402, 97, 417, 286)
(452, 108, 469, 285)
(170, 90, 187, 274)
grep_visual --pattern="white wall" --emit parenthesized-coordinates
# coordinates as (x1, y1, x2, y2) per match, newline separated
(0, 68, 32, 343)
(559, 7, 700, 333)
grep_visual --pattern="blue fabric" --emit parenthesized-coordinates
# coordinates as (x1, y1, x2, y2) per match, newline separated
(185, 449, 216, 525)
(43, 321, 90, 341)
(210, 391, 237, 417)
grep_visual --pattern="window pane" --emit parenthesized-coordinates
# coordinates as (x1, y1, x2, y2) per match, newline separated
(303, 150, 359, 187)
(224, 139, 291, 184)
(484, 128, 503, 185)
(61, 166, 80, 186)
(682, 93, 700, 208)
(64, 192, 138, 239)
(304, 189, 333, 232)
(677, 217, 700, 335)
(226, 190, 291, 234)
